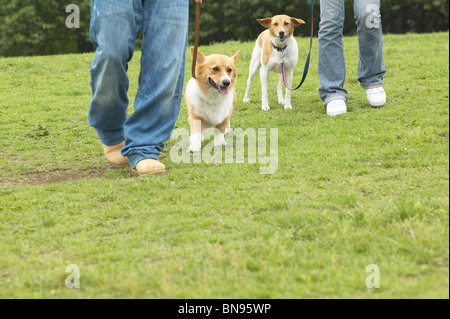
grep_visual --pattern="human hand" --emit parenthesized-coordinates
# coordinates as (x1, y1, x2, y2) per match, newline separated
(195, 0, 202, 3)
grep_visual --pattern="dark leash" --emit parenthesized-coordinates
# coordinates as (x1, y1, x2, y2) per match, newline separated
(191, 2, 200, 79)
(282, 0, 314, 91)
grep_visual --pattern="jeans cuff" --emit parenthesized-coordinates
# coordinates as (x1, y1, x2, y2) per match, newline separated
(359, 81, 384, 90)
(127, 153, 160, 169)
(96, 128, 125, 146)
(324, 94, 348, 108)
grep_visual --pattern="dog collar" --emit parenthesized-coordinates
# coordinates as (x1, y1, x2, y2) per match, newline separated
(271, 41, 287, 52)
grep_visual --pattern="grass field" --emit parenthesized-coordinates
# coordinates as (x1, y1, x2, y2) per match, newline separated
(0, 32, 448, 299)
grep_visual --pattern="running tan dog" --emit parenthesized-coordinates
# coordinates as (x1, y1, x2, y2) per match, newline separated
(185, 47, 240, 153)
(243, 15, 305, 111)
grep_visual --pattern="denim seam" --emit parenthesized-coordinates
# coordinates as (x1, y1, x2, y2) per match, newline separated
(359, 81, 384, 90)
(95, 128, 125, 146)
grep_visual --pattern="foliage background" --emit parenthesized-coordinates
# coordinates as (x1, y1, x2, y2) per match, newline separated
(0, 0, 448, 57)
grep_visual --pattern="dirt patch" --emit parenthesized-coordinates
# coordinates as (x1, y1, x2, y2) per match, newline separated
(26, 171, 106, 186)
(1, 167, 124, 188)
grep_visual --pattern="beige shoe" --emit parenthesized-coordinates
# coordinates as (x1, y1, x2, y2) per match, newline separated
(131, 159, 166, 176)
(103, 142, 129, 168)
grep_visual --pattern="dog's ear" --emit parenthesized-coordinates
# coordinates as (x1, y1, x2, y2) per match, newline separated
(257, 18, 272, 29)
(291, 18, 306, 27)
(231, 50, 241, 64)
(190, 46, 206, 64)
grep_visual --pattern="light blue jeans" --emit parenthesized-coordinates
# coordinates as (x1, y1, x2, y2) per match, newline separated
(318, 0, 386, 106)
(89, 0, 189, 168)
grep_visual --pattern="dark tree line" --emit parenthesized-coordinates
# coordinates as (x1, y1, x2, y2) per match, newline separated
(0, 0, 448, 57)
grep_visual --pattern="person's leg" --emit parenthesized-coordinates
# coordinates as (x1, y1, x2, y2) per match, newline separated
(354, 0, 387, 107)
(88, 0, 143, 146)
(121, 0, 189, 169)
(318, 0, 347, 108)
(354, 0, 386, 89)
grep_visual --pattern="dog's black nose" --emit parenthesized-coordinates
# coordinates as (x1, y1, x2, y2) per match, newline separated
(222, 80, 231, 87)
(279, 31, 285, 37)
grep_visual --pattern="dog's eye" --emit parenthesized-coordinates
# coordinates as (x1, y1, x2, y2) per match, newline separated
(212, 67, 219, 72)
(284, 22, 289, 26)
(227, 68, 232, 73)
(273, 22, 279, 26)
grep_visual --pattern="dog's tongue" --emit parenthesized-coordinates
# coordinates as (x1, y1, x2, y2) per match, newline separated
(218, 86, 228, 95)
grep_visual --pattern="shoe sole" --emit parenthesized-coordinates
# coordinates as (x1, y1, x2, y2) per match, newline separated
(131, 168, 167, 177)
(327, 110, 347, 116)
(369, 101, 386, 108)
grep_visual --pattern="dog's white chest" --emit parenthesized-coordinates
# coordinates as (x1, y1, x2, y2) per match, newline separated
(266, 51, 284, 73)
(266, 37, 299, 73)
(186, 78, 234, 127)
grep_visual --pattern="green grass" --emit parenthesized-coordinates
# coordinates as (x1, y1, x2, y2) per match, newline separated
(0, 32, 448, 299)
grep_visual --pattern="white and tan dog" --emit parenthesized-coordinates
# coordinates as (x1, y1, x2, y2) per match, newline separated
(185, 47, 240, 153)
(243, 15, 305, 111)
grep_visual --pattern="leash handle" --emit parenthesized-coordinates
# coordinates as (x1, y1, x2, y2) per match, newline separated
(192, 2, 200, 78)
(282, 0, 314, 91)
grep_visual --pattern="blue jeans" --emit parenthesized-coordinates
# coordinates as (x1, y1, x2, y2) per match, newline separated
(318, 0, 386, 106)
(89, 0, 189, 168)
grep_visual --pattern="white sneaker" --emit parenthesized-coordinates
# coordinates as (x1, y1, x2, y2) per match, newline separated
(366, 86, 386, 107)
(326, 99, 347, 116)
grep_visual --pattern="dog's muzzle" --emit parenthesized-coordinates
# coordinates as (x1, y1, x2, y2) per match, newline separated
(209, 77, 229, 95)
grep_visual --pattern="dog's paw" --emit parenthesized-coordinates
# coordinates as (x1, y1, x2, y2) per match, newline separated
(187, 143, 201, 153)
(214, 140, 227, 147)
(243, 97, 251, 103)
(278, 98, 285, 105)
(284, 103, 292, 110)
(214, 135, 227, 147)
(262, 104, 270, 111)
